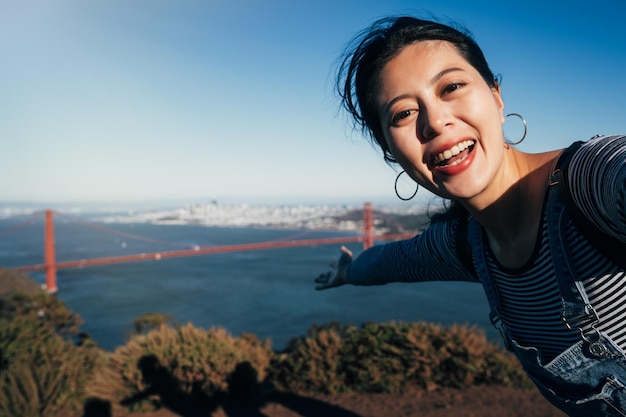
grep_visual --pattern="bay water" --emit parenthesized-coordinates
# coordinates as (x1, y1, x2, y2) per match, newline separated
(0, 214, 495, 351)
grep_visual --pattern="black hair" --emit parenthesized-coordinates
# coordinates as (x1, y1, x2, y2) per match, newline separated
(336, 16, 498, 165)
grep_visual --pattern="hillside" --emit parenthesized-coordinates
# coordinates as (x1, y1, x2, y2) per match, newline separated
(0, 268, 565, 417)
(0, 268, 44, 297)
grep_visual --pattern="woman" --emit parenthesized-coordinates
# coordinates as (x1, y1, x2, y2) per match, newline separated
(314, 16, 626, 417)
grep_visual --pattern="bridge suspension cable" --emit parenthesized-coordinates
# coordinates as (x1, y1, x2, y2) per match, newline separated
(11, 203, 416, 294)
(52, 211, 197, 249)
(0, 211, 44, 239)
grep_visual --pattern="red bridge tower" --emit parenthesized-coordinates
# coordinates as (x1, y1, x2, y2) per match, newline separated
(44, 210, 58, 293)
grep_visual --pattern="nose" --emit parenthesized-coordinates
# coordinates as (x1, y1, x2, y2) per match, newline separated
(418, 106, 450, 141)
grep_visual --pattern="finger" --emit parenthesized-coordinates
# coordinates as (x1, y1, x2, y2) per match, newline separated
(340, 245, 353, 257)
(314, 272, 331, 283)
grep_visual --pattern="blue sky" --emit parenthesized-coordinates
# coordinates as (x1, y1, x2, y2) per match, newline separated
(2, 0, 625, 206)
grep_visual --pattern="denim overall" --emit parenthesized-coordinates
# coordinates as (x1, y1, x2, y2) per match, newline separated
(467, 167, 626, 416)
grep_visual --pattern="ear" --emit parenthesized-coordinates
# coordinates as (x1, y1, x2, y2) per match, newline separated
(491, 84, 505, 124)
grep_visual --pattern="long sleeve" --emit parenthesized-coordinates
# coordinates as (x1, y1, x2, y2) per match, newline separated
(567, 134, 626, 242)
(346, 217, 478, 285)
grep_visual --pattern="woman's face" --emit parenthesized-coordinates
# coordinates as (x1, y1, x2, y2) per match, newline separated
(376, 40, 506, 203)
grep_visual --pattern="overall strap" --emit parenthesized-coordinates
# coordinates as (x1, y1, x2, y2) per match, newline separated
(548, 141, 612, 357)
(547, 165, 598, 332)
(465, 216, 513, 350)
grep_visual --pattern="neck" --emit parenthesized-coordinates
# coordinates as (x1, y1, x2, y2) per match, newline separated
(461, 148, 561, 268)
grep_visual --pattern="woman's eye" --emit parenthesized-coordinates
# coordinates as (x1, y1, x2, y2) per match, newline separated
(443, 83, 465, 94)
(391, 109, 414, 126)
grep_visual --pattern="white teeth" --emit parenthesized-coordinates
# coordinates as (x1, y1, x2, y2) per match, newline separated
(433, 140, 475, 165)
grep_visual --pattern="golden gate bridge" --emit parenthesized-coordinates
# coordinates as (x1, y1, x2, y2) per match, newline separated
(3, 203, 415, 294)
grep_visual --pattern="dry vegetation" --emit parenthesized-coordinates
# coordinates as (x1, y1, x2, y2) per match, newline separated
(1, 269, 564, 417)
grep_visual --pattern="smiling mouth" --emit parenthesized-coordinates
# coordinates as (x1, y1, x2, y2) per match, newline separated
(432, 140, 475, 167)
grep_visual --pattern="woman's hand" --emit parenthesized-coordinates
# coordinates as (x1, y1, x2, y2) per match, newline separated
(315, 246, 353, 290)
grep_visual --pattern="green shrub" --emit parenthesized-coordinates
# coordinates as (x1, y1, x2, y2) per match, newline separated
(4, 292, 84, 339)
(86, 322, 273, 413)
(0, 316, 103, 417)
(132, 312, 175, 334)
(268, 322, 346, 394)
(268, 321, 532, 394)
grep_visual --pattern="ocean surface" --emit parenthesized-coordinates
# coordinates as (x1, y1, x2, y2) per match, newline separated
(0, 213, 496, 351)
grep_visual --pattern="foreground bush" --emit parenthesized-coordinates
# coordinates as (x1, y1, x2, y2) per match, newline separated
(87, 323, 273, 413)
(0, 313, 102, 417)
(268, 321, 532, 394)
(2, 291, 85, 340)
(1, 288, 535, 415)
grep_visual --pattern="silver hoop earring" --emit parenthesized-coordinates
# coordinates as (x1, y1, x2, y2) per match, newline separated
(394, 171, 419, 201)
(505, 113, 526, 145)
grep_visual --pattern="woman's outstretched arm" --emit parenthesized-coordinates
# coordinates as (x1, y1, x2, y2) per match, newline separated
(315, 218, 478, 290)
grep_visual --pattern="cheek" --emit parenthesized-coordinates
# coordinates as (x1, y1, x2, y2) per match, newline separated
(383, 135, 404, 162)
(464, 88, 503, 121)
(384, 131, 423, 162)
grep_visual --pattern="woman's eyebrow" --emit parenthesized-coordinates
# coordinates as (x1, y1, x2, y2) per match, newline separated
(381, 94, 413, 116)
(431, 67, 465, 84)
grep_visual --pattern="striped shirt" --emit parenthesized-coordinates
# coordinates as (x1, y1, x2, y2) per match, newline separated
(347, 134, 626, 362)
